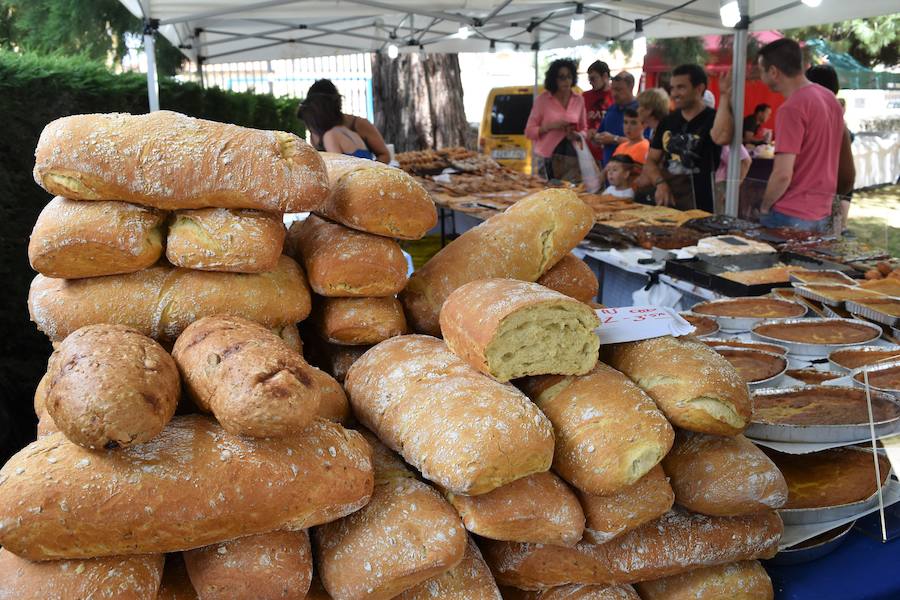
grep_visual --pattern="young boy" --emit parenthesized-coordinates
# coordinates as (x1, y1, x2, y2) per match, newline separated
(601, 155, 637, 200)
(612, 107, 650, 165)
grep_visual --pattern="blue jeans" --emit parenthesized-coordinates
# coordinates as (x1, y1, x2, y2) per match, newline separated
(759, 210, 830, 232)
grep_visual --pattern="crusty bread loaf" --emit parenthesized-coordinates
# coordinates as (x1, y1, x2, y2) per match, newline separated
(444, 471, 584, 546)
(28, 197, 165, 279)
(401, 189, 593, 336)
(601, 336, 751, 436)
(272, 323, 303, 354)
(440, 279, 600, 382)
(480, 509, 783, 589)
(310, 366, 350, 423)
(662, 432, 788, 517)
(314, 296, 407, 346)
(33, 111, 329, 212)
(635, 560, 773, 600)
(172, 316, 320, 438)
(0, 548, 164, 600)
(500, 583, 641, 599)
(183, 530, 312, 600)
(520, 363, 673, 496)
(397, 538, 503, 600)
(166, 208, 285, 273)
(318, 153, 437, 239)
(45, 324, 179, 449)
(287, 215, 408, 297)
(157, 555, 198, 600)
(578, 465, 674, 545)
(0, 415, 373, 560)
(535, 254, 599, 305)
(28, 255, 311, 342)
(344, 335, 555, 495)
(315, 435, 467, 600)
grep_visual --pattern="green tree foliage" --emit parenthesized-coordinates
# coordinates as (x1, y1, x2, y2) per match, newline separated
(0, 0, 185, 74)
(786, 16, 899, 68)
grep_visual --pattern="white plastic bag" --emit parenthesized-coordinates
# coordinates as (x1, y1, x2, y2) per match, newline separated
(574, 132, 602, 193)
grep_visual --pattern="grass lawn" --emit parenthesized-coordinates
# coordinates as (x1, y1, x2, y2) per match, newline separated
(847, 185, 900, 257)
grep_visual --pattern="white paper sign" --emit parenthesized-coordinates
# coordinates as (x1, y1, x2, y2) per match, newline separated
(594, 306, 695, 345)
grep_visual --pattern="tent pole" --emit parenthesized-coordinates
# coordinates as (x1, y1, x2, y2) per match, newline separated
(144, 19, 161, 112)
(724, 8, 748, 217)
(532, 44, 539, 177)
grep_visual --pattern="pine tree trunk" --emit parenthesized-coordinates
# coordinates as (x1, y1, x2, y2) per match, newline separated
(371, 52, 470, 152)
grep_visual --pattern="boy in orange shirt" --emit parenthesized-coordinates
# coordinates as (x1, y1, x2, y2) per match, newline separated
(613, 108, 650, 164)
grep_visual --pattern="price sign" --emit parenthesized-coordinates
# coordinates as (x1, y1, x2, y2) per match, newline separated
(594, 306, 695, 345)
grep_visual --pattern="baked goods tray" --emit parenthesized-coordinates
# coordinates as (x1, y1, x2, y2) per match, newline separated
(750, 318, 883, 358)
(746, 386, 900, 443)
(850, 359, 900, 397)
(829, 345, 900, 374)
(690, 297, 807, 333)
(789, 269, 858, 286)
(780, 471, 896, 526)
(664, 252, 855, 297)
(794, 284, 852, 307)
(847, 299, 900, 327)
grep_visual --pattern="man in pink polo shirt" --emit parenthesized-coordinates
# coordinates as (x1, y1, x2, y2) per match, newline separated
(757, 38, 844, 232)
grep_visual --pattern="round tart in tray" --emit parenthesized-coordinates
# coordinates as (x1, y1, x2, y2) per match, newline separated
(829, 345, 900, 373)
(851, 360, 900, 397)
(785, 368, 841, 386)
(703, 338, 788, 356)
(751, 318, 882, 357)
(691, 297, 806, 333)
(747, 385, 900, 443)
(679, 313, 719, 337)
(711, 347, 787, 389)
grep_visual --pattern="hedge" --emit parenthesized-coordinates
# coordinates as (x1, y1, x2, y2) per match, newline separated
(0, 50, 306, 462)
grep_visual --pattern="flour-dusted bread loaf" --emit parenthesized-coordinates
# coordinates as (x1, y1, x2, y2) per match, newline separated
(601, 336, 751, 436)
(480, 509, 783, 589)
(0, 549, 164, 600)
(33, 111, 329, 212)
(578, 466, 674, 545)
(0, 415, 373, 560)
(520, 363, 674, 496)
(310, 366, 350, 423)
(28, 196, 165, 279)
(345, 335, 555, 495)
(172, 316, 320, 438)
(635, 560, 773, 600)
(444, 471, 584, 546)
(44, 324, 179, 449)
(315, 296, 407, 346)
(401, 189, 594, 336)
(440, 279, 599, 382)
(318, 153, 437, 239)
(662, 432, 788, 517)
(157, 555, 198, 600)
(397, 538, 503, 600)
(315, 435, 467, 600)
(287, 215, 408, 297)
(535, 254, 599, 305)
(183, 530, 312, 600)
(166, 208, 285, 273)
(29, 255, 311, 342)
(501, 583, 641, 599)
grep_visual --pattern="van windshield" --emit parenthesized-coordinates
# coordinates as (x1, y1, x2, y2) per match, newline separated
(491, 94, 533, 135)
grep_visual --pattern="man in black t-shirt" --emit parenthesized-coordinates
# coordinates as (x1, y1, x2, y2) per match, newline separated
(643, 64, 735, 213)
(742, 103, 772, 145)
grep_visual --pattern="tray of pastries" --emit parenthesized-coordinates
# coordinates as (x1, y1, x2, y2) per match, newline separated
(795, 283, 887, 307)
(851, 360, 900, 397)
(829, 345, 900, 373)
(785, 368, 841, 385)
(711, 347, 787, 389)
(859, 278, 900, 297)
(763, 446, 894, 525)
(846, 297, 900, 327)
(768, 521, 856, 564)
(789, 269, 858, 286)
(691, 297, 807, 333)
(751, 318, 883, 357)
(703, 338, 788, 356)
(679, 313, 719, 337)
(748, 386, 900, 443)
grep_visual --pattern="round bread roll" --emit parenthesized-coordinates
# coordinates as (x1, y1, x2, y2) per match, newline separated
(314, 296, 408, 346)
(635, 560, 773, 600)
(44, 324, 180, 449)
(535, 253, 599, 304)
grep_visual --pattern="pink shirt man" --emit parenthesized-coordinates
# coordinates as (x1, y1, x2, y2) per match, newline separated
(771, 83, 844, 221)
(525, 91, 588, 158)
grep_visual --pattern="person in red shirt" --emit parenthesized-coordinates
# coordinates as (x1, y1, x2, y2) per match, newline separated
(758, 38, 845, 232)
(582, 61, 612, 161)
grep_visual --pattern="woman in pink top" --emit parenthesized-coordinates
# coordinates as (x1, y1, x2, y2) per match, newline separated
(525, 58, 587, 182)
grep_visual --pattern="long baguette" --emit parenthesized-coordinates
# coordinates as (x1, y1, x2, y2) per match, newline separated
(344, 335, 555, 495)
(480, 509, 783, 589)
(400, 188, 593, 336)
(28, 255, 311, 342)
(33, 111, 329, 212)
(0, 415, 373, 560)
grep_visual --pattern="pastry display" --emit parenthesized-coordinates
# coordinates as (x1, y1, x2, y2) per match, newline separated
(720, 265, 801, 285)
(751, 386, 900, 427)
(796, 283, 886, 305)
(789, 269, 857, 286)
(852, 362, 900, 393)
(859, 278, 900, 297)
(623, 225, 707, 250)
(763, 447, 892, 510)
(753, 319, 881, 347)
(830, 346, 900, 371)
(680, 313, 719, 337)
(713, 348, 786, 385)
(785, 368, 841, 385)
(850, 297, 900, 319)
(692, 297, 806, 319)
(703, 339, 787, 355)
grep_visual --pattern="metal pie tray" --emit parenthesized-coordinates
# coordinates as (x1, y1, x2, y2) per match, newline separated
(847, 299, 900, 328)
(706, 338, 789, 356)
(751, 318, 883, 358)
(746, 385, 900, 443)
(713, 347, 787, 390)
(779, 470, 894, 526)
(795, 284, 874, 308)
(828, 345, 900, 374)
(679, 312, 720, 338)
(850, 359, 900, 397)
(768, 521, 856, 565)
(690, 297, 807, 333)
(790, 269, 859, 286)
